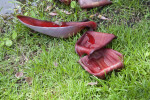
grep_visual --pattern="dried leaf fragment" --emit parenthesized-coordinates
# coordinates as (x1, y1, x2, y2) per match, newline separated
(49, 12, 58, 16)
(25, 77, 33, 85)
(15, 72, 23, 78)
(98, 15, 111, 20)
(60, 9, 72, 15)
(54, 61, 58, 67)
(88, 82, 98, 86)
(90, 14, 95, 18)
(45, 6, 52, 11)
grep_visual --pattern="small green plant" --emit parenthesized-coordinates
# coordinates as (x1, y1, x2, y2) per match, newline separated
(12, 30, 17, 39)
(0, 38, 12, 47)
(0, 31, 17, 47)
(71, 1, 77, 8)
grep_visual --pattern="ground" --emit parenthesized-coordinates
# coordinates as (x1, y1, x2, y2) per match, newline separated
(0, 0, 150, 99)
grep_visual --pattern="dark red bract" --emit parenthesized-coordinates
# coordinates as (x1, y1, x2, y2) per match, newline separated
(17, 15, 69, 27)
(75, 31, 116, 57)
(75, 31, 123, 79)
(17, 15, 97, 38)
(78, 48, 123, 79)
(59, 0, 112, 8)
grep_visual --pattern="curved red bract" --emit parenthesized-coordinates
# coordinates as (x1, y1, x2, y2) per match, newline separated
(60, 0, 112, 8)
(17, 15, 69, 27)
(17, 15, 124, 79)
(78, 48, 123, 79)
(75, 31, 123, 79)
(17, 15, 97, 28)
(79, 0, 112, 8)
(75, 31, 116, 57)
(17, 15, 97, 38)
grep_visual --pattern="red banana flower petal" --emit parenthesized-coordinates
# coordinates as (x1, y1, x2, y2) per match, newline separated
(75, 31, 116, 57)
(78, 48, 124, 79)
(59, 0, 77, 5)
(17, 15, 97, 38)
(78, 0, 112, 8)
(59, 0, 71, 5)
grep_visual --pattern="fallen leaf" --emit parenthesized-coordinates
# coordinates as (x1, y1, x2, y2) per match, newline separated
(15, 72, 23, 78)
(45, 6, 52, 11)
(79, 0, 112, 8)
(54, 61, 58, 67)
(60, 9, 72, 15)
(89, 13, 98, 18)
(98, 15, 111, 20)
(89, 14, 95, 18)
(25, 77, 33, 85)
(88, 82, 98, 86)
(49, 12, 58, 16)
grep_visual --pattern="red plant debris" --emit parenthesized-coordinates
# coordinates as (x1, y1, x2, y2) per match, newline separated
(76, 31, 123, 79)
(75, 31, 116, 57)
(59, 0, 112, 8)
(78, 48, 123, 79)
(17, 15, 97, 38)
(59, 0, 72, 5)
(17, 15, 124, 79)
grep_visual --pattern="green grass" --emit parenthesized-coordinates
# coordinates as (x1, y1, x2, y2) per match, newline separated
(0, 0, 150, 99)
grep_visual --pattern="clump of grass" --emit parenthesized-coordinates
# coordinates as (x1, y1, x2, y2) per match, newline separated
(0, 0, 150, 99)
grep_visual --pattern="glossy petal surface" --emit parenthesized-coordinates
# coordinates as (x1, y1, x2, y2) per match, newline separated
(17, 15, 97, 38)
(17, 15, 68, 27)
(79, 48, 123, 79)
(79, 0, 112, 8)
(75, 31, 116, 57)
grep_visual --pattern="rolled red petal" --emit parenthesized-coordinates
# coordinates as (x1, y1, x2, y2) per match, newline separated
(59, 0, 71, 5)
(59, 0, 77, 5)
(78, 0, 112, 8)
(17, 15, 97, 38)
(78, 48, 124, 79)
(75, 31, 116, 57)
